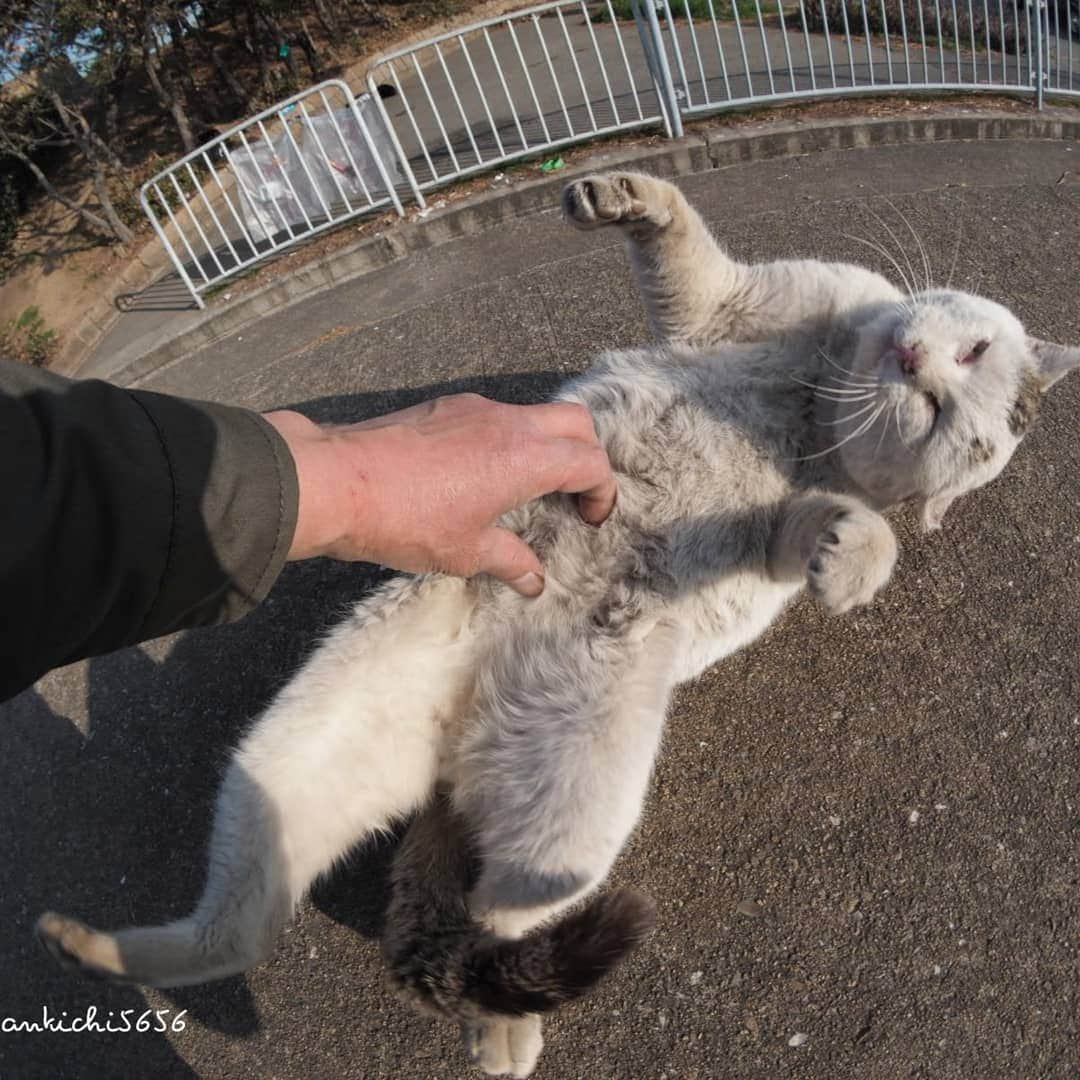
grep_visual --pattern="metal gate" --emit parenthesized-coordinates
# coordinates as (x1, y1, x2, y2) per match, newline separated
(644, 0, 1077, 125)
(364, 0, 668, 207)
(639, 0, 1071, 122)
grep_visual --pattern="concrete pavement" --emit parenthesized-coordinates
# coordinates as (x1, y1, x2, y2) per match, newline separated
(3, 131, 1080, 1079)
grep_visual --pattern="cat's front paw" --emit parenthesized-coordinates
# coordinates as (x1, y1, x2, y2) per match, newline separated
(807, 508, 897, 615)
(562, 173, 672, 230)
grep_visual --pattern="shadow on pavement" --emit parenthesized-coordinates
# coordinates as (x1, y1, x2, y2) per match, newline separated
(115, 274, 201, 313)
(0, 370, 563, 1076)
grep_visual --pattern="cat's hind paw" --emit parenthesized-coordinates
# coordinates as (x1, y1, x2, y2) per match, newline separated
(464, 1013, 544, 1077)
(562, 173, 672, 230)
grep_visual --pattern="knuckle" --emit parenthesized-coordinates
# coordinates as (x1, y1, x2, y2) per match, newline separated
(454, 392, 488, 409)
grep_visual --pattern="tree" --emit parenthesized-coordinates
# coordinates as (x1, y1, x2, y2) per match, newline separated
(0, 0, 135, 244)
(0, 92, 134, 244)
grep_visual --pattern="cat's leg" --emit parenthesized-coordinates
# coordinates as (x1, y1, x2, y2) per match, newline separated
(768, 491, 898, 614)
(562, 171, 747, 345)
(37, 575, 478, 988)
(455, 616, 682, 1076)
(562, 173, 901, 347)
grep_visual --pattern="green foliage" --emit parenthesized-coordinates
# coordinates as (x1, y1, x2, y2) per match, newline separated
(0, 305, 59, 366)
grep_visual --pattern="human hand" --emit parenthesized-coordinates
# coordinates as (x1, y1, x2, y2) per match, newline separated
(263, 394, 617, 596)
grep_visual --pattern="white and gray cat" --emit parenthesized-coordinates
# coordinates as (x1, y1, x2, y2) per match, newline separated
(37, 172, 1078, 1076)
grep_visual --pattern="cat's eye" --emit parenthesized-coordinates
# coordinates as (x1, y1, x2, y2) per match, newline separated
(959, 339, 991, 365)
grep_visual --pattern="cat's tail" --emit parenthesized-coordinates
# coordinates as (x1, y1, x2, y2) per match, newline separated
(35, 912, 248, 987)
(383, 795, 655, 1020)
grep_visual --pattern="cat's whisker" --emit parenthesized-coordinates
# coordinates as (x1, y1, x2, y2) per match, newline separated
(818, 346, 873, 377)
(817, 348, 877, 386)
(873, 402, 892, 459)
(966, 264, 985, 297)
(894, 400, 914, 451)
(861, 203, 921, 300)
(842, 233, 916, 306)
(789, 375, 875, 399)
(815, 390, 875, 405)
(826, 378, 876, 394)
(796, 401, 887, 461)
(946, 213, 965, 291)
(816, 400, 880, 427)
(866, 199, 925, 297)
(879, 193, 934, 294)
(825, 380, 876, 397)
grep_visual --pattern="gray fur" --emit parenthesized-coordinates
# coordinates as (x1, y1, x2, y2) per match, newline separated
(37, 172, 1080, 1077)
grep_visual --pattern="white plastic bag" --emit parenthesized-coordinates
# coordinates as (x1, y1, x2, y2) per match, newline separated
(299, 95, 402, 207)
(229, 130, 324, 243)
(230, 94, 401, 242)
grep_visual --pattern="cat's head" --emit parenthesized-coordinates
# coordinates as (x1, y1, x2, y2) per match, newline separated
(837, 290, 1078, 528)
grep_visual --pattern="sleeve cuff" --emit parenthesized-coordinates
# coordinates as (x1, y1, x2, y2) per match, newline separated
(128, 390, 300, 638)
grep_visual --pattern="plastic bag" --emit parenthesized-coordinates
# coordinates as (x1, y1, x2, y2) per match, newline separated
(229, 130, 323, 243)
(231, 94, 402, 243)
(299, 95, 402, 208)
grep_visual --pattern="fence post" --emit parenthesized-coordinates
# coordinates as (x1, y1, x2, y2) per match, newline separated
(139, 184, 205, 310)
(365, 73, 426, 209)
(632, 0, 684, 138)
(1033, 0, 1045, 108)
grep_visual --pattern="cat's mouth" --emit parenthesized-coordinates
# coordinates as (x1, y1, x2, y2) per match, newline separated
(922, 389, 942, 425)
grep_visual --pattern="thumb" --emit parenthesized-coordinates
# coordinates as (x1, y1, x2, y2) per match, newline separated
(474, 527, 545, 597)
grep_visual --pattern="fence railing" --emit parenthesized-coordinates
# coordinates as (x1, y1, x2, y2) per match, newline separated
(140, 79, 405, 308)
(365, 0, 667, 206)
(143, 1, 1079, 308)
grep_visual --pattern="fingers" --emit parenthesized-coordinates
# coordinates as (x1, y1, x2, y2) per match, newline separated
(540, 438, 617, 526)
(474, 527, 545, 597)
(522, 404, 617, 524)
(524, 401, 600, 445)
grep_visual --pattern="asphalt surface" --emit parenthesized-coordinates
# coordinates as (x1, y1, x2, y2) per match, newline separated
(3, 134, 1080, 1080)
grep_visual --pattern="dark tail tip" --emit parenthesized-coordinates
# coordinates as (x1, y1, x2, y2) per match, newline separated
(467, 889, 657, 1016)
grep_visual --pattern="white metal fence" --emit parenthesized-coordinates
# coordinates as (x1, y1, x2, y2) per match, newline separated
(365, 0, 668, 205)
(140, 79, 404, 308)
(142, 1, 1079, 307)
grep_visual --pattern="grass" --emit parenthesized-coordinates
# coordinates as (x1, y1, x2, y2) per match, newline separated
(1, 305, 59, 365)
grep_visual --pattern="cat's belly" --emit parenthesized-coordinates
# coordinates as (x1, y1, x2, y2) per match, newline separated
(673, 572, 801, 683)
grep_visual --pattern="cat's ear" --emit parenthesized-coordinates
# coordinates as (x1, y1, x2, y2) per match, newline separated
(1028, 338, 1080, 389)
(920, 491, 957, 531)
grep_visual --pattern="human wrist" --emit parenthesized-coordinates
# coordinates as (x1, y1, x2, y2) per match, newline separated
(262, 410, 355, 561)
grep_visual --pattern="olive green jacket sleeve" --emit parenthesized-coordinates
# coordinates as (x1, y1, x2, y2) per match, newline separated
(0, 360, 299, 701)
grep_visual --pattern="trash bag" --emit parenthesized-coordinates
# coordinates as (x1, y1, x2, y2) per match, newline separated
(299, 94, 403, 208)
(229, 128, 324, 243)
(230, 93, 402, 243)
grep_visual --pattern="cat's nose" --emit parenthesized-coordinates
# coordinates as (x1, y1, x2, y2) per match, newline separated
(895, 343, 922, 376)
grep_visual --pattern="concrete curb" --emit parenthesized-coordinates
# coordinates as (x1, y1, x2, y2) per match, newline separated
(106, 109, 1080, 388)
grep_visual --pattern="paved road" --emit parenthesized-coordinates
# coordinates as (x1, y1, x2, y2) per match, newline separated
(3, 134, 1080, 1080)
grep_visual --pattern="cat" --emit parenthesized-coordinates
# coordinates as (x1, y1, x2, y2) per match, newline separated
(36, 171, 1078, 1077)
